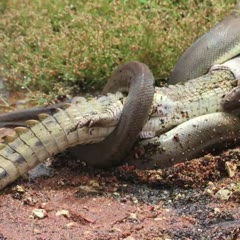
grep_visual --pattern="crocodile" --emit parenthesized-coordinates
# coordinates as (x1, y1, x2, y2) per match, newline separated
(0, 65, 237, 190)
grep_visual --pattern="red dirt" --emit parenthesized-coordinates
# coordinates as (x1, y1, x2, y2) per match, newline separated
(0, 147, 240, 240)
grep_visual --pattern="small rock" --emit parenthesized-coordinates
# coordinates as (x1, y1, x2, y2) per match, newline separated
(128, 212, 138, 221)
(111, 227, 122, 233)
(123, 237, 135, 240)
(13, 185, 25, 193)
(58, 180, 66, 186)
(32, 208, 47, 219)
(120, 197, 127, 203)
(23, 196, 38, 206)
(213, 208, 221, 214)
(215, 188, 232, 200)
(225, 161, 238, 177)
(33, 228, 41, 234)
(40, 202, 54, 212)
(207, 181, 214, 186)
(56, 209, 71, 218)
(205, 189, 214, 195)
(28, 163, 54, 181)
(79, 185, 98, 194)
(89, 180, 100, 189)
(131, 197, 138, 204)
(66, 222, 76, 228)
(113, 192, 120, 196)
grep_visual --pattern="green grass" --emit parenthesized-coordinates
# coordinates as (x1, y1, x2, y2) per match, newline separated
(0, 0, 237, 103)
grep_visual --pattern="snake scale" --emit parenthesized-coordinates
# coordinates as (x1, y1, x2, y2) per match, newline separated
(0, 3, 239, 189)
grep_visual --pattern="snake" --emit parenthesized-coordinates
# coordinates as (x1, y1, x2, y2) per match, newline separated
(169, 2, 240, 84)
(0, 3, 240, 170)
(69, 61, 155, 167)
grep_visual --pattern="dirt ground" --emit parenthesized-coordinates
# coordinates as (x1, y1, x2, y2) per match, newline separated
(0, 146, 239, 240)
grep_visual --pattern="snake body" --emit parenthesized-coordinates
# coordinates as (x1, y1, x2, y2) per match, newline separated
(169, 3, 240, 84)
(70, 61, 154, 167)
(131, 112, 240, 169)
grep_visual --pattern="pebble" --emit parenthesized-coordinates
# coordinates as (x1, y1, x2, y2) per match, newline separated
(56, 209, 71, 218)
(225, 161, 238, 177)
(32, 208, 47, 219)
(123, 237, 136, 240)
(13, 185, 25, 193)
(215, 188, 232, 200)
(66, 222, 76, 228)
(128, 212, 138, 221)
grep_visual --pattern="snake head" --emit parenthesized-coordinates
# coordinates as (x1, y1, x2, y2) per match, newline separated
(222, 84, 240, 113)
